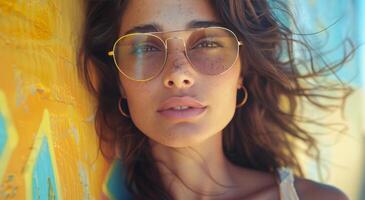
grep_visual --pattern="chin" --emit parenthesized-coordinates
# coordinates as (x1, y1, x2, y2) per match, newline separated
(148, 124, 221, 148)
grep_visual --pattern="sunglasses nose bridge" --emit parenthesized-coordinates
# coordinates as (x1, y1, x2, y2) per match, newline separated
(164, 37, 187, 53)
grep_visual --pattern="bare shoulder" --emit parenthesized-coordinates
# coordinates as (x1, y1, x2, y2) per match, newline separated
(294, 177, 349, 200)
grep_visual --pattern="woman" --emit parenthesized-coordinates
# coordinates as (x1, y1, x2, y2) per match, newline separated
(78, 0, 352, 199)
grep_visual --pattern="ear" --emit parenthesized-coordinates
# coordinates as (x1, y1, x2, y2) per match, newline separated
(118, 81, 127, 98)
(237, 76, 243, 89)
(119, 86, 127, 98)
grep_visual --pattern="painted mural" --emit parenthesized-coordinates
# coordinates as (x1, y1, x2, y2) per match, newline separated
(0, 0, 110, 199)
(0, 0, 364, 200)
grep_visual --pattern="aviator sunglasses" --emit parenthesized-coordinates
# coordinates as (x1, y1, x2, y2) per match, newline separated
(108, 26, 243, 81)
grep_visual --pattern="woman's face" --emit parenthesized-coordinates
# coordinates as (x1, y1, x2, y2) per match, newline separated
(119, 0, 243, 147)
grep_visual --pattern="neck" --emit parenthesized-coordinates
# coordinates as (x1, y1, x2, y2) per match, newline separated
(149, 131, 245, 199)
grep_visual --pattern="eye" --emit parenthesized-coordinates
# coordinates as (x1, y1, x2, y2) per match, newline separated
(132, 43, 161, 55)
(192, 39, 222, 49)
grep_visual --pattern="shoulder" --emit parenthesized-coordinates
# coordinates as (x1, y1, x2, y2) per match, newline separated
(294, 177, 349, 200)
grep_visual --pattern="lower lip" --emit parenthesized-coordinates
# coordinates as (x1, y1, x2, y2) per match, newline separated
(158, 107, 207, 120)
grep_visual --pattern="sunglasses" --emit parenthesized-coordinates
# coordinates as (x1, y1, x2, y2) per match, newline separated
(108, 26, 243, 81)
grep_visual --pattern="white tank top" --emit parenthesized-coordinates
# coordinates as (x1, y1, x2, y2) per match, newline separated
(277, 167, 300, 200)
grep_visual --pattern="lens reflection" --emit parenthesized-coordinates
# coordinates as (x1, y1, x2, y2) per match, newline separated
(187, 28, 238, 75)
(113, 27, 239, 80)
(115, 34, 166, 80)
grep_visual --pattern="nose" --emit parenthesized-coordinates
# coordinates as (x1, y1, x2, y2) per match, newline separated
(162, 38, 195, 89)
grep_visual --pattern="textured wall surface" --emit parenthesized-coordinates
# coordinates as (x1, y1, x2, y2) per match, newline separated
(0, 1, 113, 199)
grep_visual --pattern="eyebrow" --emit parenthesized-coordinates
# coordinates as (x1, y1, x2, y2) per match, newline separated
(123, 20, 226, 35)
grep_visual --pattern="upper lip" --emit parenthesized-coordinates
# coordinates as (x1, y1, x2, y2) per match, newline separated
(157, 96, 206, 111)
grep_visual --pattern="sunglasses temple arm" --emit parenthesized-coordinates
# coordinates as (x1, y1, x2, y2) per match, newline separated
(108, 51, 114, 56)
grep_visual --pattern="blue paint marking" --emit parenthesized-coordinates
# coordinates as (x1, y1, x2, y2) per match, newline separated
(107, 159, 132, 200)
(0, 113, 8, 158)
(32, 136, 59, 200)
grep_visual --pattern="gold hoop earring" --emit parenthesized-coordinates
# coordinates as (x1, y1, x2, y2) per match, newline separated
(118, 97, 130, 118)
(236, 86, 248, 108)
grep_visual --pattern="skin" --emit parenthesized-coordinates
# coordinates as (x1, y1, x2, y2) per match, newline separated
(117, 0, 349, 199)
(119, 0, 242, 148)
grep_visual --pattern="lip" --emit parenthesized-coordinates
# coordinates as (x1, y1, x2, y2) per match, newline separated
(157, 96, 206, 111)
(157, 96, 207, 120)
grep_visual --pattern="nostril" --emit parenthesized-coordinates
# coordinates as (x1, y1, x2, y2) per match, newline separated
(166, 79, 191, 87)
(183, 80, 190, 84)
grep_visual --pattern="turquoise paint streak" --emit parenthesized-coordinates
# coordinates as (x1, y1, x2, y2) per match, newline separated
(107, 159, 132, 200)
(32, 136, 59, 200)
(0, 113, 7, 157)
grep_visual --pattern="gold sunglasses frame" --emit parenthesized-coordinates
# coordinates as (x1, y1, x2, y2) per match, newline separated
(107, 26, 243, 82)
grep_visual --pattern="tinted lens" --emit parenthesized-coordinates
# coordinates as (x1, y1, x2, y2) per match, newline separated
(187, 28, 239, 75)
(114, 34, 166, 80)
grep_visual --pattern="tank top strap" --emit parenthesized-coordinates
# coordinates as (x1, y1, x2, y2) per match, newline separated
(277, 167, 300, 200)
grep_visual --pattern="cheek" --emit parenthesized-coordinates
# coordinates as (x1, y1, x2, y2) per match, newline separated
(122, 82, 155, 122)
(207, 63, 241, 124)
(119, 60, 242, 147)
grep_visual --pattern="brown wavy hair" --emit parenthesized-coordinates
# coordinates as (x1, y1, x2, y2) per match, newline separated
(77, 0, 354, 199)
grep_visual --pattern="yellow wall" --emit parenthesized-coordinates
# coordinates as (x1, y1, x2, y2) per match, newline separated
(0, 1, 110, 199)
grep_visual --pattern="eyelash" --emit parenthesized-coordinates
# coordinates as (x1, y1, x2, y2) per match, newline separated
(133, 45, 160, 53)
(131, 39, 222, 54)
(192, 40, 221, 49)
